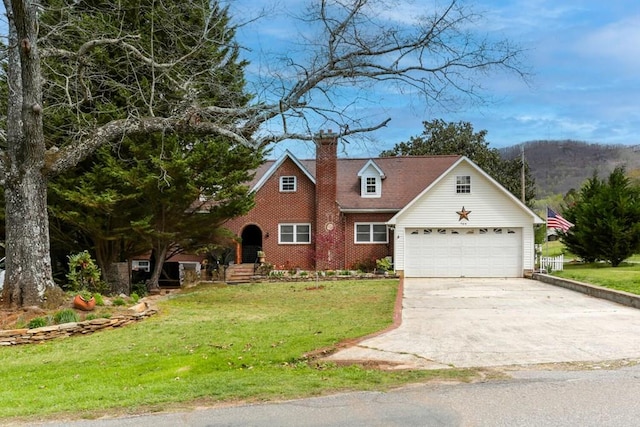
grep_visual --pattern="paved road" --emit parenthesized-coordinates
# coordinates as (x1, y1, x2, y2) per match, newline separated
(328, 278, 640, 369)
(26, 363, 640, 426)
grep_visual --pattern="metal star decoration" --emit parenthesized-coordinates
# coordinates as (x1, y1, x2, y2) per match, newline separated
(457, 206, 471, 221)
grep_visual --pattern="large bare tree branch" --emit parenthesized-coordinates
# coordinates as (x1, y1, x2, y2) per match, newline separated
(37, 0, 526, 176)
(3, 0, 531, 184)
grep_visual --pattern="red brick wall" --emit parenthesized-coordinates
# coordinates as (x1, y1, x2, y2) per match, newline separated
(224, 157, 316, 269)
(224, 132, 395, 272)
(343, 212, 395, 270)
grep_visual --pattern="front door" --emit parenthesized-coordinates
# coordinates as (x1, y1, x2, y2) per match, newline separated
(241, 225, 263, 263)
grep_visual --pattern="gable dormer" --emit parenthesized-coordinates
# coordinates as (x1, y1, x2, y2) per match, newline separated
(251, 150, 315, 193)
(357, 160, 385, 198)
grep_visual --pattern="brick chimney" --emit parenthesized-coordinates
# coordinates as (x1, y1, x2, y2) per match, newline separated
(314, 130, 342, 270)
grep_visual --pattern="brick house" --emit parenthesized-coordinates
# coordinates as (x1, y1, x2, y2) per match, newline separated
(224, 130, 543, 277)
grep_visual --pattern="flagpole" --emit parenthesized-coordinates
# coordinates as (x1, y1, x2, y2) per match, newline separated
(545, 206, 549, 259)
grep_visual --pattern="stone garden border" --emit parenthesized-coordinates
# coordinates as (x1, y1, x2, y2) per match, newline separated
(0, 306, 157, 346)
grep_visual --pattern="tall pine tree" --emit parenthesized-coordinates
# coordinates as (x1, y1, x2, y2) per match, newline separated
(560, 167, 640, 266)
(50, 135, 263, 291)
(44, 0, 261, 292)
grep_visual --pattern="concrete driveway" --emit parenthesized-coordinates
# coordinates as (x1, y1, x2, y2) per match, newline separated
(327, 278, 640, 369)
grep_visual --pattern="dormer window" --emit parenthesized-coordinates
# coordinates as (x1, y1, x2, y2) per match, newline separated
(456, 175, 471, 194)
(280, 176, 297, 192)
(365, 177, 378, 195)
(358, 160, 385, 198)
(360, 175, 381, 197)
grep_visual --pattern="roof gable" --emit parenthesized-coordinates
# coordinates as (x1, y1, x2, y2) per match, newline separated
(252, 150, 315, 192)
(357, 159, 386, 178)
(387, 156, 544, 224)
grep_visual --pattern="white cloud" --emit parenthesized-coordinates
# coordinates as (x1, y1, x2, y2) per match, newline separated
(233, 0, 640, 152)
(576, 15, 640, 71)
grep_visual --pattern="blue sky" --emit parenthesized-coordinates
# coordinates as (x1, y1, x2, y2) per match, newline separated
(230, 0, 640, 158)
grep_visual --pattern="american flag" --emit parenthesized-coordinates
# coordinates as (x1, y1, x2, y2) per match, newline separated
(547, 207, 573, 232)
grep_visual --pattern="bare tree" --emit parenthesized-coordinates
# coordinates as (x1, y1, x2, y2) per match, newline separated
(1, 0, 525, 307)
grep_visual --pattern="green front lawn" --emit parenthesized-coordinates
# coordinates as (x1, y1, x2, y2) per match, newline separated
(539, 240, 576, 259)
(541, 239, 640, 264)
(553, 263, 640, 294)
(0, 280, 474, 422)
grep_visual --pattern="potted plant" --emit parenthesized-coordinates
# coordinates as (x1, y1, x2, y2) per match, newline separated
(73, 291, 96, 311)
(257, 250, 266, 264)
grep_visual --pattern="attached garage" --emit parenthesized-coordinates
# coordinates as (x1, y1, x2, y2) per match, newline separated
(404, 227, 522, 277)
(388, 158, 544, 278)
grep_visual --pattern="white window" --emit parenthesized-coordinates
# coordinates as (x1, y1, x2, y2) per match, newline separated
(361, 175, 381, 197)
(366, 177, 377, 194)
(280, 176, 297, 192)
(279, 223, 311, 244)
(355, 223, 388, 243)
(456, 175, 471, 193)
(132, 260, 150, 272)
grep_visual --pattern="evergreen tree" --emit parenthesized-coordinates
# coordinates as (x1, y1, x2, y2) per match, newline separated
(560, 167, 640, 266)
(50, 134, 263, 291)
(43, 0, 258, 291)
(380, 119, 536, 204)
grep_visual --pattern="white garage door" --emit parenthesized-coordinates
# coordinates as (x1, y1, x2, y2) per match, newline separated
(404, 228, 522, 277)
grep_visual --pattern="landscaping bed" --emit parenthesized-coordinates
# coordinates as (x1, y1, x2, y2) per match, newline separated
(0, 292, 156, 331)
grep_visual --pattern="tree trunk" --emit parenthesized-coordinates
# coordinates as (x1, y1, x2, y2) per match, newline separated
(1, 0, 57, 307)
(94, 239, 121, 288)
(3, 170, 56, 307)
(105, 262, 130, 295)
(148, 246, 168, 294)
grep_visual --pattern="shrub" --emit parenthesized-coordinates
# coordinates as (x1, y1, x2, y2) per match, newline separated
(85, 314, 98, 321)
(376, 257, 393, 272)
(54, 308, 80, 324)
(131, 293, 139, 304)
(131, 282, 148, 297)
(28, 317, 49, 329)
(112, 297, 126, 306)
(352, 259, 376, 273)
(66, 251, 109, 294)
(256, 262, 274, 276)
(93, 293, 105, 306)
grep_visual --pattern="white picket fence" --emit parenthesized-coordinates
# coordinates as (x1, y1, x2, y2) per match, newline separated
(539, 254, 564, 272)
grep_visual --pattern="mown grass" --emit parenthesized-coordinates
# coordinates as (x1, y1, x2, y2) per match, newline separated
(541, 239, 640, 263)
(0, 280, 475, 422)
(553, 263, 640, 294)
(539, 240, 576, 258)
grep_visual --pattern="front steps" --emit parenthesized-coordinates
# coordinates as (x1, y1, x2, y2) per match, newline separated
(225, 263, 257, 284)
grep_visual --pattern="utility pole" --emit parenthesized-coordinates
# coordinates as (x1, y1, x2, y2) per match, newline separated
(521, 145, 526, 203)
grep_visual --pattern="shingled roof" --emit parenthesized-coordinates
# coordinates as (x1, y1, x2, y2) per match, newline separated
(250, 153, 462, 212)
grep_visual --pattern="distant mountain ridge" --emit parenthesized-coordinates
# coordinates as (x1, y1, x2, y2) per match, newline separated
(500, 140, 640, 197)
